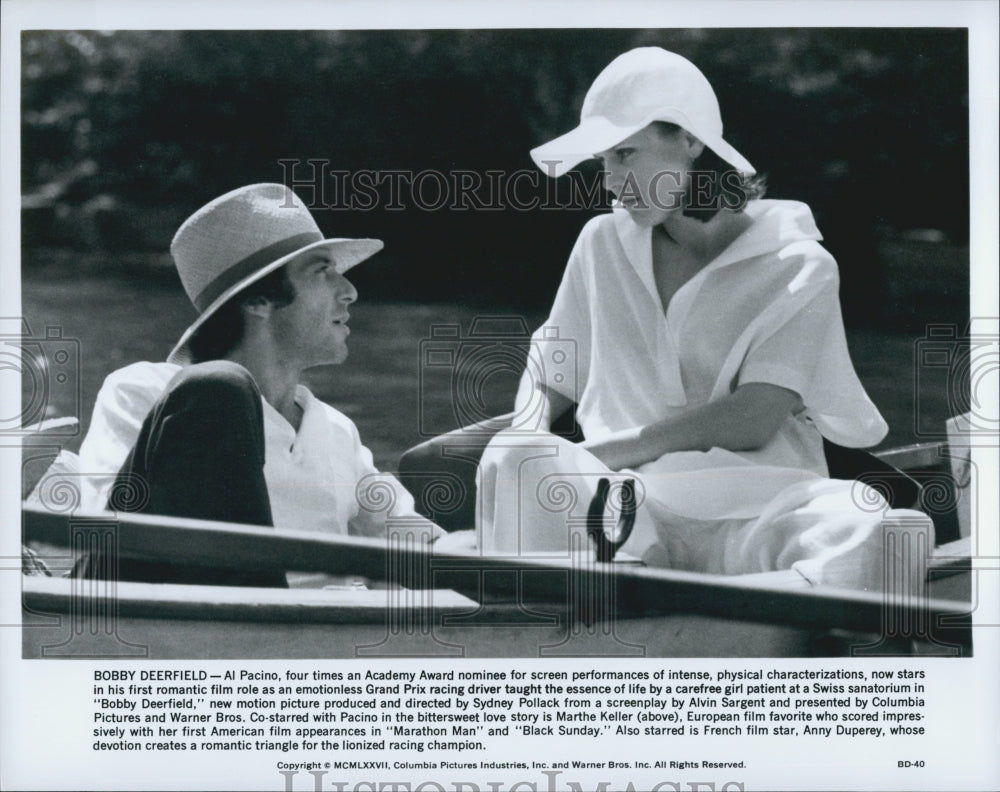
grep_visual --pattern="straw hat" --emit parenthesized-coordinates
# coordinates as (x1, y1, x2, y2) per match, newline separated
(530, 47, 754, 177)
(166, 183, 382, 364)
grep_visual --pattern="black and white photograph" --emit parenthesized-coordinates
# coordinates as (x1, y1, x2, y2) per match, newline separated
(2, 1, 998, 790)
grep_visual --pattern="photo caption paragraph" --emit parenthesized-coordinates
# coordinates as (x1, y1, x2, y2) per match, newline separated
(91, 665, 929, 757)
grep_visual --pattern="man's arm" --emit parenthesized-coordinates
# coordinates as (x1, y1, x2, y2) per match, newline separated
(580, 382, 802, 470)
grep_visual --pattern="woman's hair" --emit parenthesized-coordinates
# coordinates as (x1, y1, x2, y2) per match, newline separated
(653, 122, 767, 222)
(187, 265, 297, 363)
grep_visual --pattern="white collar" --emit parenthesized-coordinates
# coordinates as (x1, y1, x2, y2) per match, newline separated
(611, 199, 824, 307)
(261, 384, 315, 442)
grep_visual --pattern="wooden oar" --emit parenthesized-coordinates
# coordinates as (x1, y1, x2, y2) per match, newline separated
(22, 506, 971, 642)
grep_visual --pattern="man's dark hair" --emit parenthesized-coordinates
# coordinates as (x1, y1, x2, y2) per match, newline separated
(653, 121, 767, 222)
(187, 265, 296, 363)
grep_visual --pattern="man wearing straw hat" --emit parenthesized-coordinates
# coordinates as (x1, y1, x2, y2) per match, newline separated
(75, 183, 444, 586)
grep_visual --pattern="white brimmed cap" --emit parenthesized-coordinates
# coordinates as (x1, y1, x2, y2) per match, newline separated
(530, 47, 754, 178)
(166, 183, 383, 365)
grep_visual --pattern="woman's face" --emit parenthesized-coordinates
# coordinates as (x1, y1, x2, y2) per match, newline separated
(595, 123, 704, 227)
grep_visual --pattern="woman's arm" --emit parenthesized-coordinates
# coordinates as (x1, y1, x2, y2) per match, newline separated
(580, 382, 802, 470)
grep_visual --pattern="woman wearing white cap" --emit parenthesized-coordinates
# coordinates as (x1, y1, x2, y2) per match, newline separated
(472, 48, 929, 588)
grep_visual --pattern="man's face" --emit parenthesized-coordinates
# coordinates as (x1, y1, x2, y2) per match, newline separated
(269, 248, 358, 369)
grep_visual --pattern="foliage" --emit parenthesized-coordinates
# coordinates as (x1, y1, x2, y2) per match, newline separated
(21, 29, 969, 318)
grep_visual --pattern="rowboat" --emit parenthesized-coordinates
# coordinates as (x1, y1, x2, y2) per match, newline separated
(19, 419, 974, 659)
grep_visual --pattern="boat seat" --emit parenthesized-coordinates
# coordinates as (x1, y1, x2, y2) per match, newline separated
(823, 438, 922, 510)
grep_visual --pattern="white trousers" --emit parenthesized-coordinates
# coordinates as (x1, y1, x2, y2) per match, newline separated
(476, 430, 934, 592)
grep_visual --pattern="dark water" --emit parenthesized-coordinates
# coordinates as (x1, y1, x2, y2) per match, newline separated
(20, 263, 959, 471)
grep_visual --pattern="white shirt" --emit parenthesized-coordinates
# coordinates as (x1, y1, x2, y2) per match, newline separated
(477, 202, 917, 587)
(528, 199, 888, 474)
(78, 361, 439, 539)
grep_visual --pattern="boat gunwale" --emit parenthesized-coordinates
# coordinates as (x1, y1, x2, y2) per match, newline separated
(21, 505, 972, 642)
